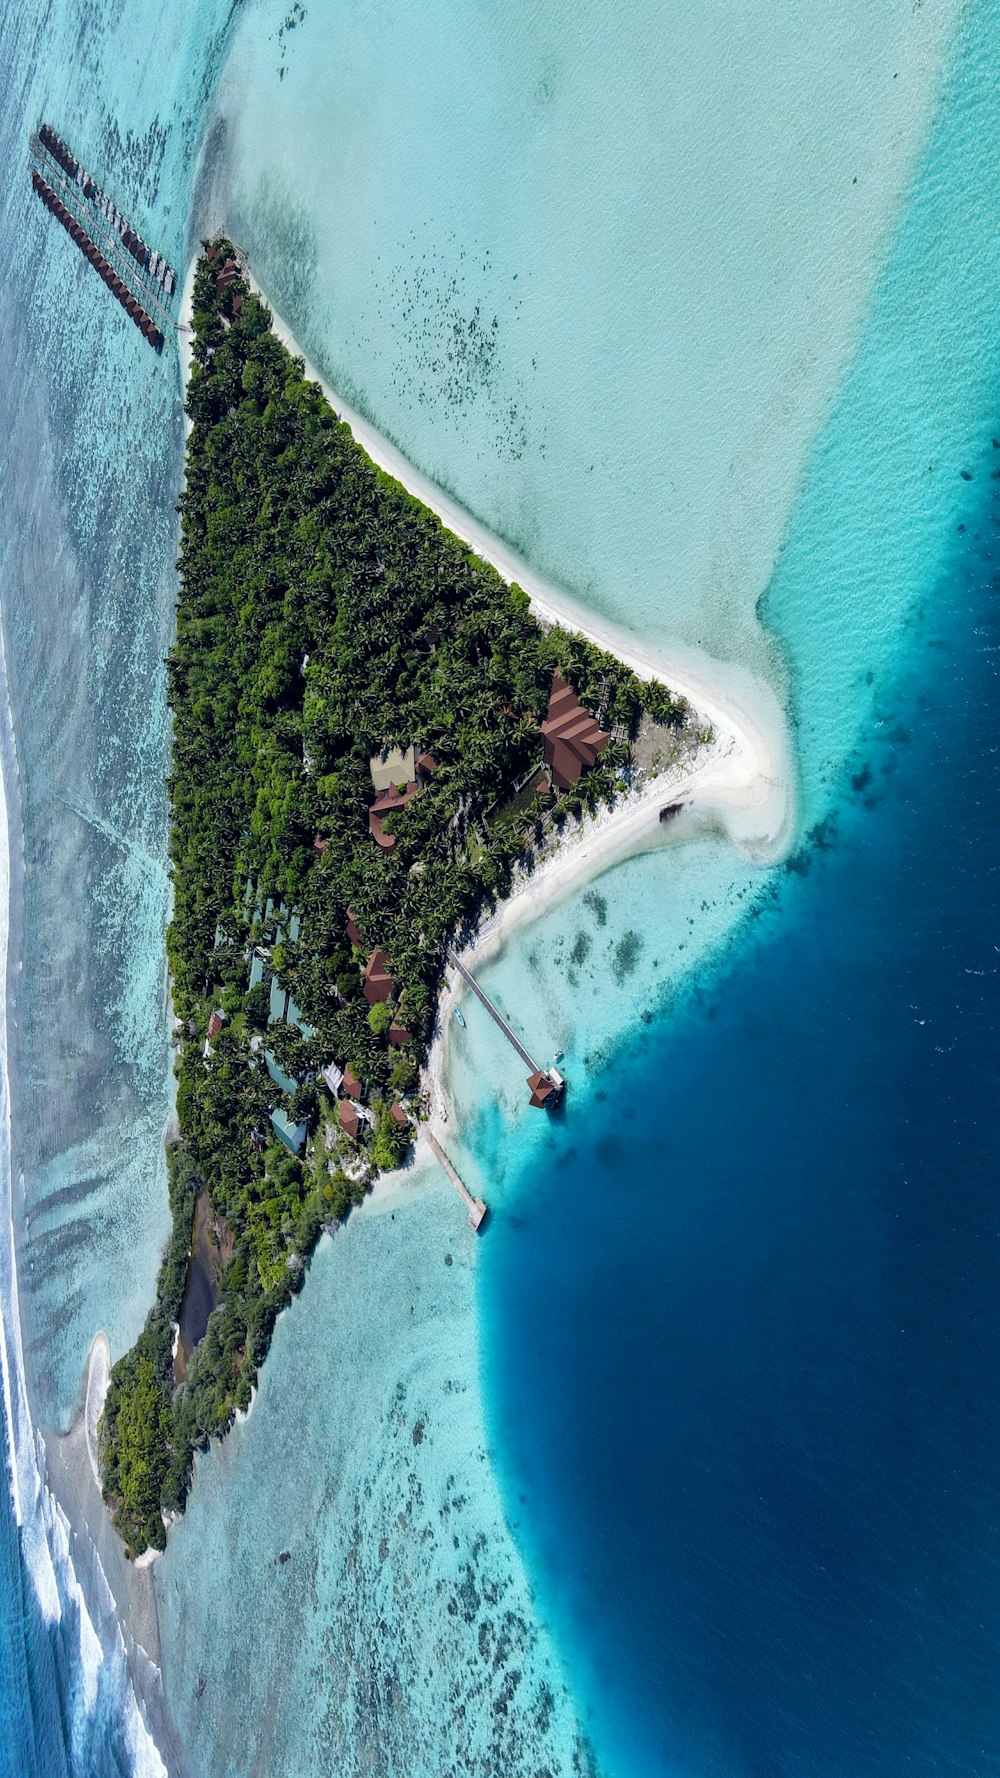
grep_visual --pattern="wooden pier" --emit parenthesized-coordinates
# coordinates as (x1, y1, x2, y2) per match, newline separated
(425, 1131, 487, 1231)
(447, 949, 565, 1107)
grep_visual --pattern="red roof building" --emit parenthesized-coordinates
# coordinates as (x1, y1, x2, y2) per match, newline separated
(540, 672, 610, 790)
(390, 1101, 409, 1131)
(207, 1009, 225, 1041)
(362, 949, 394, 1005)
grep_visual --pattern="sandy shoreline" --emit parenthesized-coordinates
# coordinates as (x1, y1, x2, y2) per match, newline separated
(84, 1329, 109, 1487)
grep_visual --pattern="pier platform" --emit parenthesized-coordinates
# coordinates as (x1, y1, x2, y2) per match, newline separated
(426, 1132, 487, 1232)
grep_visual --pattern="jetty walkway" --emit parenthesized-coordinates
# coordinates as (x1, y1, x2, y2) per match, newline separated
(446, 949, 565, 1108)
(425, 1131, 487, 1231)
(447, 951, 539, 1072)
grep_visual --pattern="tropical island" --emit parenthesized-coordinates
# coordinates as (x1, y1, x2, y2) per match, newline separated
(98, 240, 705, 1556)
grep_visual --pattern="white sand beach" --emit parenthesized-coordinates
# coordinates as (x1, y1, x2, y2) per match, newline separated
(84, 1330, 109, 1488)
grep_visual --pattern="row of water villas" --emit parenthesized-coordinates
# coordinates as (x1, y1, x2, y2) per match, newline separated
(36, 123, 176, 293)
(29, 123, 179, 350)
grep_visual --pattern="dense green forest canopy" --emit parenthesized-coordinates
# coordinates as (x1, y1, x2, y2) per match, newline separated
(99, 240, 698, 1555)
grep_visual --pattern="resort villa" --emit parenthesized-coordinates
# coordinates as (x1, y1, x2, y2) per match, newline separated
(368, 743, 437, 849)
(541, 671, 610, 789)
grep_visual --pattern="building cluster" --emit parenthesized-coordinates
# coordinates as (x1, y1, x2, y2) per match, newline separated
(362, 673, 610, 860)
(351, 673, 609, 1111)
(205, 669, 608, 1167)
(205, 244, 245, 319)
(209, 890, 413, 1165)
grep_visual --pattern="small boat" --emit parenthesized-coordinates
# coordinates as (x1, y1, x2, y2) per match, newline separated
(554, 1049, 564, 1062)
(454, 1008, 466, 1028)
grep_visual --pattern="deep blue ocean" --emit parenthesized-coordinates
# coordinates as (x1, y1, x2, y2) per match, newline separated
(481, 474, 1000, 1775)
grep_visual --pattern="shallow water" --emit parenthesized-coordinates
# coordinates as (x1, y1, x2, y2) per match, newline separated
(156, 1168, 596, 1777)
(0, 0, 238, 1768)
(213, 0, 959, 694)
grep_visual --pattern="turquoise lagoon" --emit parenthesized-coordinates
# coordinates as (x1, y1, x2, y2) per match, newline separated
(0, 0, 996, 1773)
(158, 2, 998, 1776)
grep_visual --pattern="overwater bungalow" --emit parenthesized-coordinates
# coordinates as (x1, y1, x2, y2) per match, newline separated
(527, 1068, 560, 1109)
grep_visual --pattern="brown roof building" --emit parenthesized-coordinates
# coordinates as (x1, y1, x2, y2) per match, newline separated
(346, 908, 364, 949)
(339, 1100, 363, 1140)
(540, 672, 610, 790)
(390, 1101, 409, 1130)
(362, 949, 394, 1005)
(388, 1021, 411, 1049)
(527, 1069, 559, 1109)
(342, 1063, 363, 1099)
(369, 781, 419, 850)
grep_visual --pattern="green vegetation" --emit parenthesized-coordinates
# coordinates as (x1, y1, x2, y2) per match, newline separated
(99, 240, 698, 1553)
